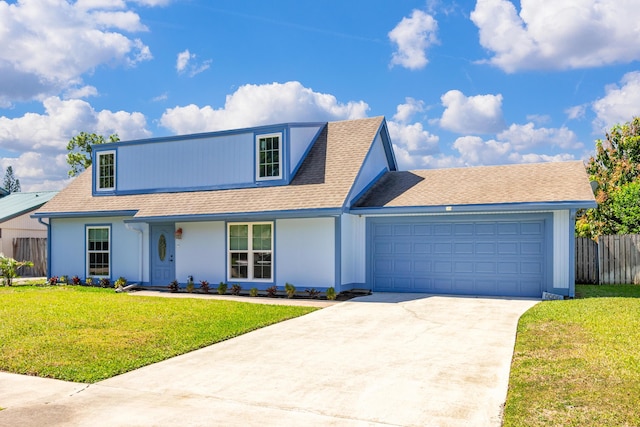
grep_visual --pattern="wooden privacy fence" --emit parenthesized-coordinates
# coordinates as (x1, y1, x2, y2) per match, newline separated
(12, 238, 47, 277)
(575, 234, 640, 285)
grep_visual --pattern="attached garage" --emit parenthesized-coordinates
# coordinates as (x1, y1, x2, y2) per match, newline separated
(368, 214, 552, 297)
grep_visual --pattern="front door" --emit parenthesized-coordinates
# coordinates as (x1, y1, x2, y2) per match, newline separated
(151, 224, 176, 284)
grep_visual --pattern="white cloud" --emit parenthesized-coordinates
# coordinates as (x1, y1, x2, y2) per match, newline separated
(176, 49, 193, 73)
(471, 0, 640, 72)
(393, 97, 425, 123)
(160, 81, 369, 134)
(592, 71, 640, 132)
(497, 122, 582, 151)
(0, 0, 154, 104)
(0, 97, 150, 190)
(63, 85, 99, 99)
(439, 90, 505, 134)
(389, 9, 438, 70)
(176, 49, 211, 77)
(566, 105, 587, 120)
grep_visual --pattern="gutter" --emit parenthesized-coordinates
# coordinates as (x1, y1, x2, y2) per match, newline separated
(37, 217, 51, 279)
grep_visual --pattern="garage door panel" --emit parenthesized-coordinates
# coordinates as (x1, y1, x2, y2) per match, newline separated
(370, 216, 547, 297)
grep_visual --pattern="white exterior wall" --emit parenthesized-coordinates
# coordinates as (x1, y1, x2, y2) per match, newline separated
(175, 221, 225, 284)
(340, 213, 366, 290)
(50, 217, 145, 282)
(0, 212, 47, 258)
(553, 210, 570, 289)
(276, 217, 335, 289)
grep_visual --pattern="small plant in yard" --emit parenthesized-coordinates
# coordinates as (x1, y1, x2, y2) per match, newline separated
(199, 280, 210, 293)
(71, 275, 81, 285)
(59, 275, 67, 284)
(326, 287, 336, 300)
(85, 277, 94, 286)
(168, 280, 179, 293)
(305, 288, 321, 299)
(284, 282, 296, 298)
(0, 254, 34, 286)
(249, 287, 258, 297)
(186, 278, 195, 293)
(217, 282, 228, 295)
(114, 277, 127, 289)
(48, 276, 59, 286)
(99, 278, 111, 288)
(265, 285, 277, 297)
(230, 284, 242, 295)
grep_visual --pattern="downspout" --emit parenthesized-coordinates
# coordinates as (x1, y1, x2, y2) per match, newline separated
(124, 223, 144, 284)
(37, 217, 51, 279)
(568, 209, 577, 298)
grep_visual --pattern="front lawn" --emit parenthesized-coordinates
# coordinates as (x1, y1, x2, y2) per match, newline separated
(0, 285, 317, 383)
(503, 284, 640, 426)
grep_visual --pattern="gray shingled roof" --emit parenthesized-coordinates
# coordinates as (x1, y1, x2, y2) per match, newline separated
(35, 117, 385, 219)
(353, 161, 596, 208)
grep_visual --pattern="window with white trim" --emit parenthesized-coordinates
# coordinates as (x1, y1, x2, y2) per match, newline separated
(96, 150, 115, 191)
(228, 222, 273, 281)
(256, 133, 281, 180)
(87, 226, 110, 277)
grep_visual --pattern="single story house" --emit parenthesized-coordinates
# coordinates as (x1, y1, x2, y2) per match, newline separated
(33, 116, 596, 297)
(0, 191, 58, 276)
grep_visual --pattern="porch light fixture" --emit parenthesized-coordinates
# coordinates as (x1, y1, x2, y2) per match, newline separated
(175, 227, 183, 239)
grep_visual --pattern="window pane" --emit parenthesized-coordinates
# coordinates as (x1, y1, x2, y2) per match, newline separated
(230, 252, 248, 278)
(253, 252, 271, 279)
(229, 225, 248, 250)
(252, 224, 271, 250)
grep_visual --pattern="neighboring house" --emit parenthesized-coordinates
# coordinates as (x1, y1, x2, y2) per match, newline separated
(0, 191, 58, 258)
(33, 117, 596, 297)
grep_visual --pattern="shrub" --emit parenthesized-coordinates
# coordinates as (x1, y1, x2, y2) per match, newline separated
(217, 282, 228, 295)
(249, 287, 259, 297)
(284, 282, 296, 298)
(305, 288, 320, 299)
(200, 280, 210, 293)
(230, 284, 242, 295)
(265, 285, 277, 298)
(114, 277, 127, 289)
(99, 278, 111, 288)
(48, 276, 59, 286)
(168, 280, 179, 293)
(59, 276, 67, 284)
(326, 287, 336, 300)
(71, 275, 81, 285)
(186, 279, 195, 293)
(85, 277, 94, 286)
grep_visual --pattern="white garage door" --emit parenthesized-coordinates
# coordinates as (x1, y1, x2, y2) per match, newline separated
(369, 215, 550, 297)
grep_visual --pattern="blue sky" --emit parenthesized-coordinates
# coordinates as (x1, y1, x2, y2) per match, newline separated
(1, 0, 639, 190)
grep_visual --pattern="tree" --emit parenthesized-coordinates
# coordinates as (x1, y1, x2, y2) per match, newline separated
(3, 166, 20, 193)
(66, 132, 119, 177)
(0, 254, 33, 286)
(576, 117, 640, 237)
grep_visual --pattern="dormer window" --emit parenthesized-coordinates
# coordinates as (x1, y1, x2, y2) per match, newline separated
(96, 150, 115, 191)
(256, 133, 281, 180)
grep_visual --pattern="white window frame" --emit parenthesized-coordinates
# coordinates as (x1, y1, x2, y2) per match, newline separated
(86, 226, 111, 278)
(96, 150, 116, 191)
(256, 133, 282, 181)
(227, 222, 273, 282)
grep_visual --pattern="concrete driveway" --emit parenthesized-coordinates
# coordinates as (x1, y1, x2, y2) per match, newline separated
(0, 293, 537, 427)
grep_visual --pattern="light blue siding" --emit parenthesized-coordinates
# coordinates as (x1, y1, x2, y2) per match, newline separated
(50, 217, 141, 281)
(347, 132, 391, 207)
(276, 217, 335, 289)
(289, 125, 324, 176)
(117, 133, 254, 192)
(175, 221, 226, 284)
(367, 214, 553, 297)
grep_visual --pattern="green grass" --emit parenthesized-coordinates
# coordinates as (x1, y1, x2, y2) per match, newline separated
(0, 285, 317, 383)
(503, 284, 640, 427)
